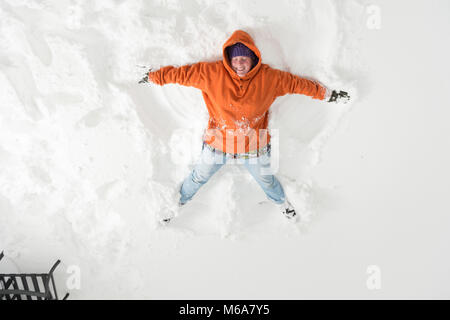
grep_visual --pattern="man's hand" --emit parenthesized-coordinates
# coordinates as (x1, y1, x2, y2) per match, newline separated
(138, 75, 149, 84)
(138, 66, 153, 84)
(328, 90, 350, 104)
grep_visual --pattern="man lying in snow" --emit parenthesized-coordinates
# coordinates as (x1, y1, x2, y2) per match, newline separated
(140, 30, 350, 224)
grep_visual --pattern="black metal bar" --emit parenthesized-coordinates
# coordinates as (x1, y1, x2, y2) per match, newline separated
(0, 289, 47, 298)
(50, 274, 58, 300)
(11, 276, 21, 300)
(44, 260, 61, 300)
(40, 275, 51, 300)
(3, 277, 15, 289)
(0, 251, 4, 261)
(0, 277, 14, 300)
(30, 274, 43, 300)
(20, 275, 33, 300)
(48, 260, 61, 275)
(0, 278, 7, 300)
(41, 275, 52, 300)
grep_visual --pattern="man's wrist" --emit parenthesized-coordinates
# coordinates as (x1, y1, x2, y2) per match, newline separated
(324, 88, 333, 101)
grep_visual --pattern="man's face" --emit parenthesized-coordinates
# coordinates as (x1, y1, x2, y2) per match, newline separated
(231, 56, 253, 77)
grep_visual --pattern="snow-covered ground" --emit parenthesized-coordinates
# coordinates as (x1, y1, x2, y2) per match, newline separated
(1, 0, 449, 299)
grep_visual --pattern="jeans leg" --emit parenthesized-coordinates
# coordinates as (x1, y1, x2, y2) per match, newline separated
(180, 144, 225, 204)
(244, 153, 285, 204)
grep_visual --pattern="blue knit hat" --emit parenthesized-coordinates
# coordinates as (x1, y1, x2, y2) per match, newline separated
(227, 42, 257, 61)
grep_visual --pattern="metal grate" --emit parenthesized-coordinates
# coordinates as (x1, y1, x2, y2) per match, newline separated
(0, 251, 69, 300)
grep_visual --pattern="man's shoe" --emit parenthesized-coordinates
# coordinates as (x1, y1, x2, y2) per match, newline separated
(279, 199, 297, 221)
(160, 217, 172, 224)
(159, 199, 186, 225)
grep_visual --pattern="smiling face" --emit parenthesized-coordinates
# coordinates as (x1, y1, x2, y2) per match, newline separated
(230, 56, 253, 77)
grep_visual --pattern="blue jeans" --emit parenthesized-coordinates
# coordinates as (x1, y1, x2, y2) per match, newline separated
(180, 142, 286, 205)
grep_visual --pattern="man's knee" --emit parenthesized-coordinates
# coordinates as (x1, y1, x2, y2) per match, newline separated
(192, 168, 215, 184)
(258, 174, 275, 186)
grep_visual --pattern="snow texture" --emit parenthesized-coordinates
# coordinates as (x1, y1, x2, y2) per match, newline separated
(1, 0, 450, 299)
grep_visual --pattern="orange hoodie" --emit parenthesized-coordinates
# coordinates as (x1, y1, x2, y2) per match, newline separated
(149, 30, 327, 154)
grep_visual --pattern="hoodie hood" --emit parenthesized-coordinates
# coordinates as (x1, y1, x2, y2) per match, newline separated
(222, 30, 262, 80)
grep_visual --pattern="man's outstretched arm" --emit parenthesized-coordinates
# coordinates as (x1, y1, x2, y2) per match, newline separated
(141, 62, 209, 90)
(273, 68, 350, 103)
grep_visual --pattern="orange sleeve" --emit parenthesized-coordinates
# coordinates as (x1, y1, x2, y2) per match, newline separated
(273, 69, 326, 100)
(148, 62, 208, 90)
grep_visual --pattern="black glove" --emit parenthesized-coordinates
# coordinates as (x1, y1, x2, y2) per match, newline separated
(138, 75, 149, 84)
(328, 90, 350, 103)
(138, 66, 153, 84)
